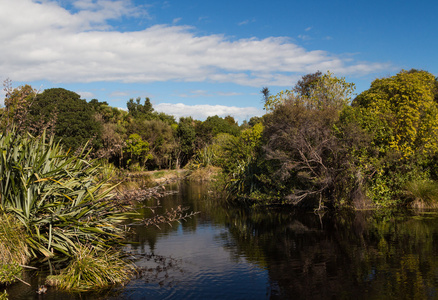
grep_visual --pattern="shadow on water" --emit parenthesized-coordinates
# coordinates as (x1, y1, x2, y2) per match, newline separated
(7, 181, 438, 299)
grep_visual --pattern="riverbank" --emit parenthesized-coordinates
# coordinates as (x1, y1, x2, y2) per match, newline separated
(120, 167, 220, 186)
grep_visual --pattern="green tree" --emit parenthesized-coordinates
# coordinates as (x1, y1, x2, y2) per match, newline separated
(219, 122, 265, 197)
(176, 117, 196, 167)
(348, 70, 438, 205)
(263, 71, 355, 112)
(127, 119, 177, 169)
(124, 133, 152, 168)
(353, 70, 438, 158)
(195, 115, 241, 148)
(28, 88, 102, 150)
(127, 97, 154, 119)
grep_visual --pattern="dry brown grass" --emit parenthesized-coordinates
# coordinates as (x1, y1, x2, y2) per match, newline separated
(186, 166, 220, 182)
(0, 214, 29, 266)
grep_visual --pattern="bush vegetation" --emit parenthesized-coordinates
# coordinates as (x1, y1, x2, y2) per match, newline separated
(2, 69, 438, 213)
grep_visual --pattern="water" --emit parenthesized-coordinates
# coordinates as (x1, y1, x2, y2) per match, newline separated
(7, 181, 438, 299)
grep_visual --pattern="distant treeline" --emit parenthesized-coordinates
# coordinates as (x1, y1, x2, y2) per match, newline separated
(1, 81, 251, 171)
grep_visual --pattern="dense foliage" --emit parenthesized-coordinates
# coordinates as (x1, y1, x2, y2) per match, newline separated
(216, 70, 438, 209)
(2, 69, 438, 210)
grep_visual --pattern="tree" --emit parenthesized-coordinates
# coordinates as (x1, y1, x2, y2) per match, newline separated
(124, 133, 152, 167)
(1, 81, 37, 132)
(127, 119, 177, 169)
(263, 71, 355, 112)
(219, 123, 265, 196)
(195, 115, 241, 148)
(348, 70, 438, 205)
(353, 70, 438, 158)
(127, 97, 154, 119)
(258, 72, 356, 207)
(28, 88, 102, 150)
(293, 71, 322, 97)
(176, 117, 196, 167)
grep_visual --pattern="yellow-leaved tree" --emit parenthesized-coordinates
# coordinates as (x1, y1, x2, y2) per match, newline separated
(353, 69, 438, 158)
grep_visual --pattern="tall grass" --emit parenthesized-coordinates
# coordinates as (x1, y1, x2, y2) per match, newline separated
(405, 179, 438, 207)
(0, 214, 29, 286)
(0, 128, 128, 258)
(46, 245, 135, 292)
(0, 214, 29, 265)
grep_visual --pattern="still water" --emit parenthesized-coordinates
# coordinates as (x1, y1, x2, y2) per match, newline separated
(7, 181, 438, 299)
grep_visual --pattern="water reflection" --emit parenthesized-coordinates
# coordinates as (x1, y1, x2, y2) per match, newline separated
(7, 181, 438, 299)
(124, 182, 438, 299)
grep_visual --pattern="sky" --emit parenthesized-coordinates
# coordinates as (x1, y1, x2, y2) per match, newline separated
(1, 0, 437, 123)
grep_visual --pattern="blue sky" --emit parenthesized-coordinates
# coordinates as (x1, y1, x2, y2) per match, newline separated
(1, 0, 436, 122)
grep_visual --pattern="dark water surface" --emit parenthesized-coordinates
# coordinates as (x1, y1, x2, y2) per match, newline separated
(7, 181, 438, 299)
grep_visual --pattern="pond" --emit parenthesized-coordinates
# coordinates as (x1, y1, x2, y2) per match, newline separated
(6, 181, 438, 299)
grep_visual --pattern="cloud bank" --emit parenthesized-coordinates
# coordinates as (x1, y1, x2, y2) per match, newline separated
(0, 0, 390, 87)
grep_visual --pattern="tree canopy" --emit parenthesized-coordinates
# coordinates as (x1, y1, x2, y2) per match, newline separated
(353, 70, 438, 158)
(29, 88, 102, 150)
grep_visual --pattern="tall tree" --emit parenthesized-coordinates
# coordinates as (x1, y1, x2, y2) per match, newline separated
(353, 69, 438, 157)
(29, 88, 102, 150)
(127, 97, 154, 119)
(176, 117, 196, 167)
(260, 72, 356, 207)
(1, 82, 37, 132)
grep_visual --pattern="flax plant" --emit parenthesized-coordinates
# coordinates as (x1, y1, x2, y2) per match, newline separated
(0, 128, 129, 258)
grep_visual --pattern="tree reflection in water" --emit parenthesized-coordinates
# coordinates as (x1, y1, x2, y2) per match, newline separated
(126, 182, 438, 300)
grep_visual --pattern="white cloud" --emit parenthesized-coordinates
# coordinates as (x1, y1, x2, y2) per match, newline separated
(176, 89, 243, 98)
(109, 91, 131, 97)
(76, 90, 95, 99)
(238, 19, 255, 26)
(155, 103, 263, 122)
(298, 34, 311, 41)
(0, 0, 390, 88)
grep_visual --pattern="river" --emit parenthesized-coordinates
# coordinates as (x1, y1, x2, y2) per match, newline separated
(6, 181, 438, 299)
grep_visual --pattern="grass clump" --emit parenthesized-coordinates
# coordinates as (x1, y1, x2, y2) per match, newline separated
(187, 166, 220, 182)
(405, 179, 438, 208)
(46, 245, 135, 292)
(0, 213, 30, 286)
(0, 214, 29, 266)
